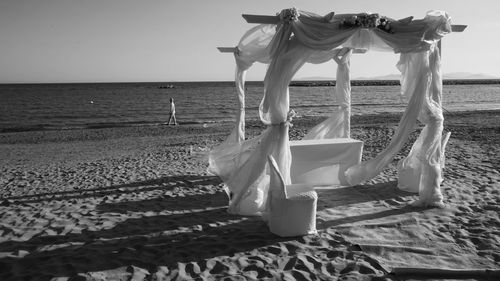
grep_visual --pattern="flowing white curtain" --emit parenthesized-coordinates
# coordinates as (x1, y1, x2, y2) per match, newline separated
(209, 9, 452, 215)
(207, 25, 274, 185)
(396, 45, 450, 207)
(210, 23, 317, 215)
(220, 24, 275, 146)
(304, 48, 352, 139)
(345, 48, 436, 185)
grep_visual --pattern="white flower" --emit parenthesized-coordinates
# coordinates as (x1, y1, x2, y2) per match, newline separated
(278, 7, 300, 23)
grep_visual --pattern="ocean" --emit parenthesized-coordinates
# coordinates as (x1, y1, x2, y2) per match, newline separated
(1, 81, 499, 132)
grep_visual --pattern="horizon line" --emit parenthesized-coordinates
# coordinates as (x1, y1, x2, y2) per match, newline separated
(2, 77, 500, 85)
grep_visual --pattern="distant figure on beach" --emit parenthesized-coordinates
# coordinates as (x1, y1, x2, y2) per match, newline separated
(168, 97, 178, 125)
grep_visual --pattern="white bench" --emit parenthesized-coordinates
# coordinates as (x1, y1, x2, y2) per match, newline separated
(290, 138, 363, 186)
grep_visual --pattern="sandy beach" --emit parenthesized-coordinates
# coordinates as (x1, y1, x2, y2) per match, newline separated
(0, 110, 498, 280)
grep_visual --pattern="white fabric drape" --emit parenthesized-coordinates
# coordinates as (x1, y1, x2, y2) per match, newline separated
(304, 48, 352, 139)
(396, 45, 450, 207)
(221, 24, 276, 146)
(293, 10, 451, 53)
(207, 25, 274, 179)
(218, 67, 246, 145)
(209, 10, 452, 215)
(345, 48, 436, 185)
(233, 66, 246, 143)
(223, 44, 315, 215)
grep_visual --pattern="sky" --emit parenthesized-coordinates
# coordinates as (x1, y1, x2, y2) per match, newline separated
(1, 0, 499, 83)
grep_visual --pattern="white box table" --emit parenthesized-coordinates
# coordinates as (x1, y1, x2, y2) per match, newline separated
(290, 138, 363, 186)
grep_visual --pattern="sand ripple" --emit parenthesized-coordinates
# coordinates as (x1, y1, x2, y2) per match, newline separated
(0, 111, 499, 280)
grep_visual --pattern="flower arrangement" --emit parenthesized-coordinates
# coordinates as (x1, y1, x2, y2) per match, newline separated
(278, 7, 300, 23)
(340, 13, 393, 33)
(378, 17, 392, 32)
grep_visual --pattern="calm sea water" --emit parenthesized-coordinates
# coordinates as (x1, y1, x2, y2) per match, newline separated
(0, 81, 499, 132)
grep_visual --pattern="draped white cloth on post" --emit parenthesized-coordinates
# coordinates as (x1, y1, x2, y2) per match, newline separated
(209, 9, 454, 215)
(230, 24, 275, 144)
(395, 47, 451, 207)
(304, 48, 352, 139)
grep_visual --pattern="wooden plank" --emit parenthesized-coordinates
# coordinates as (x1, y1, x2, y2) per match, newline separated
(217, 47, 239, 53)
(451, 25, 467, 32)
(218, 46, 366, 55)
(242, 13, 467, 33)
(391, 267, 500, 278)
(242, 14, 279, 24)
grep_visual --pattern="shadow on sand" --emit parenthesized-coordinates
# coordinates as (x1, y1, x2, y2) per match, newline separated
(316, 181, 414, 210)
(0, 207, 287, 280)
(0, 175, 285, 280)
(315, 180, 419, 229)
(0, 178, 421, 280)
(1, 175, 222, 204)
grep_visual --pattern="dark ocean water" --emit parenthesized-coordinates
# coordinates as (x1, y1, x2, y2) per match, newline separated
(0, 81, 499, 132)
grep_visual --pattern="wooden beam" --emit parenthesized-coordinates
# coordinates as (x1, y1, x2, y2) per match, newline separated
(218, 46, 366, 55)
(217, 47, 239, 53)
(241, 13, 467, 33)
(242, 14, 279, 24)
(451, 25, 467, 32)
(391, 267, 500, 278)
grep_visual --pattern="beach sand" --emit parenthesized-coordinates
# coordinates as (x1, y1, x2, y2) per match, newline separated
(0, 110, 498, 280)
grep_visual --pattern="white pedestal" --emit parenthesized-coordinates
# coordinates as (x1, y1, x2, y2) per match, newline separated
(290, 138, 363, 186)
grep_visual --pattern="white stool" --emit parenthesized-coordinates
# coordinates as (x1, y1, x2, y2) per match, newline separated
(267, 156, 318, 237)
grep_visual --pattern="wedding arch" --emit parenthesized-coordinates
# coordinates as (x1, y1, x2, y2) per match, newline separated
(209, 8, 466, 216)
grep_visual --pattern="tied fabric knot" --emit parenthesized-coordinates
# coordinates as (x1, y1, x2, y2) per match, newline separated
(284, 109, 296, 127)
(339, 103, 350, 110)
(269, 109, 296, 127)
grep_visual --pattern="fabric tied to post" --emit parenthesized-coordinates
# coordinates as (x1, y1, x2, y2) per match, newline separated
(304, 48, 352, 140)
